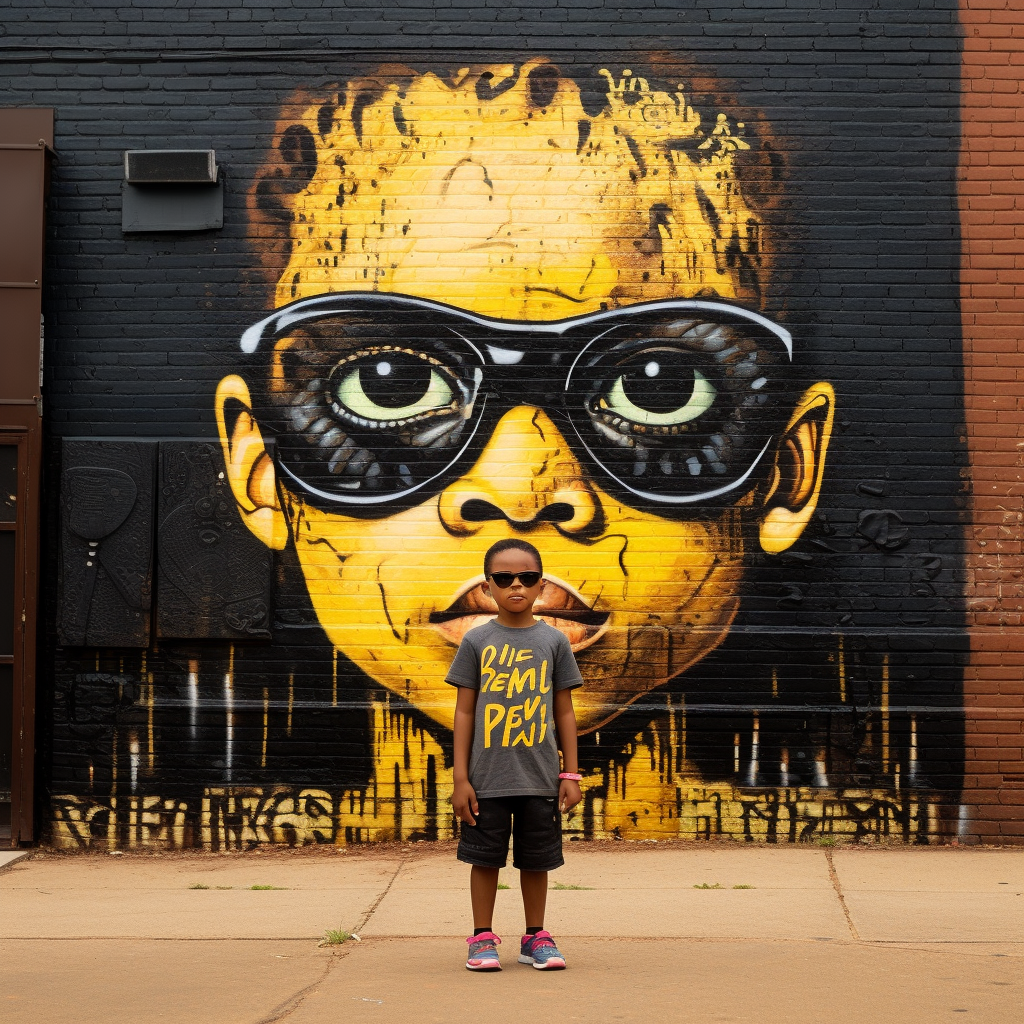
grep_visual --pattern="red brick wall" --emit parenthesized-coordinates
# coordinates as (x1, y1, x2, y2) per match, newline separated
(960, 0, 1024, 843)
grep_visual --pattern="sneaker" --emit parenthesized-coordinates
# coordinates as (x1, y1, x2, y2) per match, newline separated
(518, 930, 566, 970)
(465, 931, 502, 971)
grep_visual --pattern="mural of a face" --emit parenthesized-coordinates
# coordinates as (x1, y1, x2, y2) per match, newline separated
(217, 58, 835, 734)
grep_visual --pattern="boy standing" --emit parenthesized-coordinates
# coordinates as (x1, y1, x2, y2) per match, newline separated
(447, 539, 584, 972)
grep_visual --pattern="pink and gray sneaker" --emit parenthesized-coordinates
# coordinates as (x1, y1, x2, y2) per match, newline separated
(518, 930, 566, 970)
(465, 931, 502, 971)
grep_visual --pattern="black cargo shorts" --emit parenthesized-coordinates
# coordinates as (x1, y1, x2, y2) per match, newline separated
(457, 795, 563, 872)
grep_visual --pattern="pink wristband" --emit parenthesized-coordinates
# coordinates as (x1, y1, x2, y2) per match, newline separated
(558, 772, 583, 781)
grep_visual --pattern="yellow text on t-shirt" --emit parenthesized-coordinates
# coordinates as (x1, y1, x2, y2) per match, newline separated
(483, 697, 548, 748)
(479, 644, 550, 696)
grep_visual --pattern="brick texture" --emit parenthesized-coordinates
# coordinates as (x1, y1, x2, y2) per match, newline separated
(0, 1, 1017, 847)
(960, 0, 1024, 844)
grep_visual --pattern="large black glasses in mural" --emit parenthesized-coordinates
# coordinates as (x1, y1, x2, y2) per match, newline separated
(242, 293, 793, 515)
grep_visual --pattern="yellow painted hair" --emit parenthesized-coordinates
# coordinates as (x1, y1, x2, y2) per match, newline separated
(249, 58, 785, 319)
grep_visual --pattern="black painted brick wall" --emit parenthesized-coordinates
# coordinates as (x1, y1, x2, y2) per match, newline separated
(0, 1, 972, 844)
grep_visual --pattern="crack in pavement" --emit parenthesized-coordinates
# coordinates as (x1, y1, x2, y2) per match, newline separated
(252, 950, 345, 1024)
(250, 856, 408, 1024)
(0, 854, 29, 877)
(353, 855, 406, 936)
(825, 849, 861, 941)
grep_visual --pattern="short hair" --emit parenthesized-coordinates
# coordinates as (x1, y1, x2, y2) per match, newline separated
(484, 539, 543, 578)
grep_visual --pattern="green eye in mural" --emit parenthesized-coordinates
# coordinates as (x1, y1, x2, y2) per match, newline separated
(601, 360, 717, 428)
(329, 347, 459, 427)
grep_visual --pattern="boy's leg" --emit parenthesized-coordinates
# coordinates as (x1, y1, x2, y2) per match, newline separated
(458, 798, 513, 970)
(466, 868, 502, 971)
(519, 869, 548, 929)
(511, 797, 567, 969)
(459, 798, 513, 925)
(470, 866, 500, 930)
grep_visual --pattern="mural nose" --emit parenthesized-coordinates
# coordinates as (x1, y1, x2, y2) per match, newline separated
(458, 497, 577, 526)
(438, 406, 603, 536)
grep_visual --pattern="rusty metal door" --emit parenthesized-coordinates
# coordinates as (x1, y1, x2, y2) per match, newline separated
(0, 108, 52, 846)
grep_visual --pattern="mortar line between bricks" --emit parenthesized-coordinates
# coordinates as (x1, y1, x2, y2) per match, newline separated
(825, 849, 861, 942)
(351, 856, 407, 936)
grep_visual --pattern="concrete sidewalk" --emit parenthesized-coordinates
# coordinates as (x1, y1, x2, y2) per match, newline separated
(1, 843, 1021, 1023)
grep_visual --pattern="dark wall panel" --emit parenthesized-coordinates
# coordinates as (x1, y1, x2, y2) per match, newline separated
(156, 441, 272, 640)
(57, 441, 155, 648)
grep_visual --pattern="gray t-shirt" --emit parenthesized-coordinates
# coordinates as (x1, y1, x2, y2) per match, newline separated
(446, 619, 584, 798)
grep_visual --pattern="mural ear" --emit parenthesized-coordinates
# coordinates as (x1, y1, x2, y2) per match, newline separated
(215, 375, 288, 551)
(759, 382, 836, 555)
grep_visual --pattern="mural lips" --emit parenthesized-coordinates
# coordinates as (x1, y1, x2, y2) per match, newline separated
(430, 577, 610, 652)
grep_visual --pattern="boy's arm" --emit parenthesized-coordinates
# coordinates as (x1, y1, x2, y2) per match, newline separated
(554, 688, 582, 814)
(451, 685, 480, 825)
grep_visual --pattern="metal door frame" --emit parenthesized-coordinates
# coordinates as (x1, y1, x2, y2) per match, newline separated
(0, 419, 39, 846)
(1, 107, 52, 847)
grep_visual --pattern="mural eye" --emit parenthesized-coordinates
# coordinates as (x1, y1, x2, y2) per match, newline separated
(329, 349, 457, 426)
(599, 356, 717, 428)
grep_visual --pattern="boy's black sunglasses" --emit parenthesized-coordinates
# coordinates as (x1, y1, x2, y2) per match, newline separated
(487, 571, 543, 589)
(240, 292, 793, 518)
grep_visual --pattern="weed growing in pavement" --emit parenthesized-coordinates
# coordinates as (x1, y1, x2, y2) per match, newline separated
(250, 884, 287, 890)
(551, 882, 593, 890)
(496, 883, 511, 890)
(189, 884, 210, 890)
(732, 885, 755, 889)
(693, 883, 723, 890)
(320, 929, 358, 946)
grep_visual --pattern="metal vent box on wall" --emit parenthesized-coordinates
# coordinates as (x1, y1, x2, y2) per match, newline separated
(124, 150, 217, 184)
(122, 149, 223, 233)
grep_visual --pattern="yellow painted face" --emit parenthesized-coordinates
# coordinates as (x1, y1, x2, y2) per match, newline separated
(219, 59, 835, 735)
(284, 406, 747, 733)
